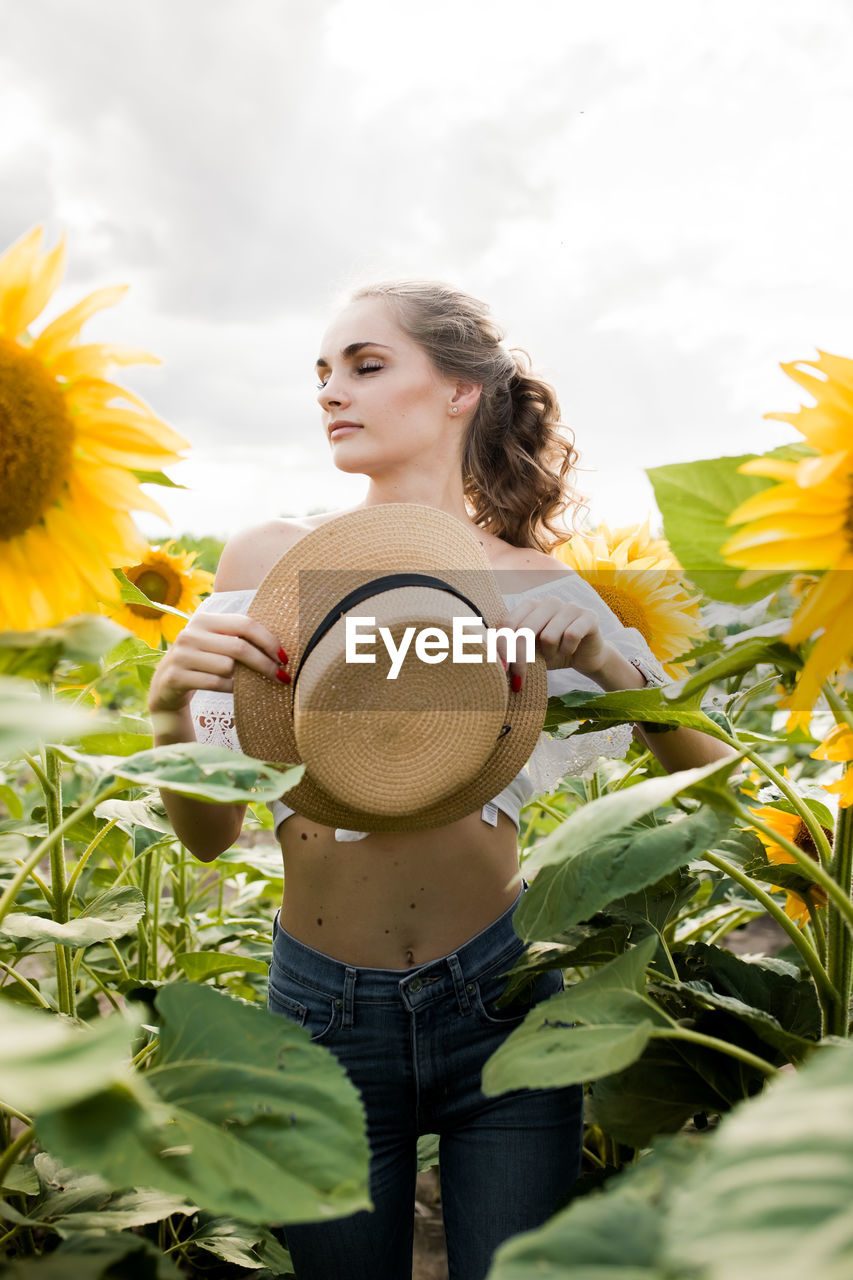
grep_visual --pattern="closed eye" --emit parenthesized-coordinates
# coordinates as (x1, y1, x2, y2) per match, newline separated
(316, 360, 384, 389)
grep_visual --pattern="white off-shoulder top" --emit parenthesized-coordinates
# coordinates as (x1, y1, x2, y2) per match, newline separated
(188, 573, 667, 840)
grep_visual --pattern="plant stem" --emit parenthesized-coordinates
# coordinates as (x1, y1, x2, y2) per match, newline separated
(612, 750, 653, 790)
(0, 961, 52, 1010)
(656, 1027, 778, 1078)
(822, 682, 853, 735)
(42, 744, 75, 1019)
(535, 799, 569, 824)
(0, 782, 124, 928)
(826, 802, 853, 1037)
(131, 1036, 160, 1068)
(0, 1126, 35, 1190)
(735, 741, 834, 867)
(703, 850, 838, 1020)
(65, 818, 120, 902)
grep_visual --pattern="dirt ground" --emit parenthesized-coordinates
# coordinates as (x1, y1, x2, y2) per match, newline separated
(413, 1170, 448, 1280)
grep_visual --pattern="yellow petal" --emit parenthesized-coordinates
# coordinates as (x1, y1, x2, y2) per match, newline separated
(77, 407, 189, 453)
(64, 376, 154, 415)
(787, 568, 853, 643)
(32, 286, 128, 362)
(69, 466, 170, 521)
(50, 343, 162, 379)
(0, 227, 43, 336)
(10, 234, 66, 338)
(811, 725, 853, 762)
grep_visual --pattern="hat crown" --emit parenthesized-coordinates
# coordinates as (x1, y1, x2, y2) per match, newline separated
(234, 504, 547, 831)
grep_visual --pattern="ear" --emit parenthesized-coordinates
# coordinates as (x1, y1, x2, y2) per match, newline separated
(449, 380, 482, 417)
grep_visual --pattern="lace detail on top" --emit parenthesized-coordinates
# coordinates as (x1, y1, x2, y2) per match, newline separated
(189, 691, 242, 751)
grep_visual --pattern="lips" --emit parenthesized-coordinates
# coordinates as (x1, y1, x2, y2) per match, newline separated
(328, 421, 363, 438)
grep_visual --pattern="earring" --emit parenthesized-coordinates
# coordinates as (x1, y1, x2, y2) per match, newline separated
(451, 405, 459, 414)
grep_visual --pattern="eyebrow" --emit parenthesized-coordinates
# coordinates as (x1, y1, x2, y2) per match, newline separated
(315, 342, 393, 371)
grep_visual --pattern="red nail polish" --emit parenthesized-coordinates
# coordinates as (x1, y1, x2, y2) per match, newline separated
(275, 668, 291, 684)
(277, 647, 288, 664)
(511, 673, 522, 693)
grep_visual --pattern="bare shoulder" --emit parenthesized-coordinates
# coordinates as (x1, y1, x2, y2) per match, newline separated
(485, 536, 575, 592)
(213, 509, 355, 591)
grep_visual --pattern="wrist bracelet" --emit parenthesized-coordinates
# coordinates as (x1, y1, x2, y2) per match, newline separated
(628, 655, 676, 734)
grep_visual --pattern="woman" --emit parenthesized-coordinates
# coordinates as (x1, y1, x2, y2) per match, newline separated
(148, 281, 729, 1279)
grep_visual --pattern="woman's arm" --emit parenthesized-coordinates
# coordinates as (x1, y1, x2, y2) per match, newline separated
(588, 643, 734, 772)
(148, 607, 285, 862)
(498, 594, 735, 775)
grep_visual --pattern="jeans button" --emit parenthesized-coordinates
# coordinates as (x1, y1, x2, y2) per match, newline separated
(409, 978, 423, 993)
(466, 983, 475, 993)
(334, 998, 343, 1008)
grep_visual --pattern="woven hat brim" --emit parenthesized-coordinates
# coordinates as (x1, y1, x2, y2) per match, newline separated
(233, 504, 548, 831)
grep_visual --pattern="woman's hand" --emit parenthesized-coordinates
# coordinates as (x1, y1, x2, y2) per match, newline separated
(494, 595, 618, 691)
(147, 613, 286, 715)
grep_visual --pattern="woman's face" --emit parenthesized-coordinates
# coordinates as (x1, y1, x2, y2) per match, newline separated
(315, 297, 461, 474)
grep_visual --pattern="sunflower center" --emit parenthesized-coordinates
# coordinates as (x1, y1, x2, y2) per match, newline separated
(794, 821, 833, 860)
(590, 585, 652, 643)
(0, 336, 75, 540)
(126, 562, 182, 618)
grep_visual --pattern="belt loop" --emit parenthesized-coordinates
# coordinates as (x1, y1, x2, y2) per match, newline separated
(447, 953, 473, 1015)
(342, 966, 357, 1029)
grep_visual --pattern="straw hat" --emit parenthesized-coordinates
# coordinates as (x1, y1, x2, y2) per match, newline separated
(233, 504, 548, 831)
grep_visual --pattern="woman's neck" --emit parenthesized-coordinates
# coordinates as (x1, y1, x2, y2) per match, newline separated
(359, 473, 472, 528)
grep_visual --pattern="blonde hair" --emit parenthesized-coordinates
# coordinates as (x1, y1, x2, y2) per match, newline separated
(351, 280, 583, 551)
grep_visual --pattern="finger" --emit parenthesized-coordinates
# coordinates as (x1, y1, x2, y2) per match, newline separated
(198, 613, 285, 666)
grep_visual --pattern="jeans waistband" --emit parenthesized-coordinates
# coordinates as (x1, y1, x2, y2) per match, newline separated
(271, 879, 528, 1004)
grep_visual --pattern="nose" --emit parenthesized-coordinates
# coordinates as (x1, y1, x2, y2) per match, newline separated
(317, 371, 350, 412)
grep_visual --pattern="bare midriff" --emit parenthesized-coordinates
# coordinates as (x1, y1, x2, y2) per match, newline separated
(277, 808, 523, 969)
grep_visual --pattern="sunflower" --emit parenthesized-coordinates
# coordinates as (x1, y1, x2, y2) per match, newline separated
(553, 521, 706, 677)
(751, 805, 830, 927)
(105, 542, 214, 647)
(721, 351, 853, 719)
(0, 226, 189, 630)
(811, 724, 853, 809)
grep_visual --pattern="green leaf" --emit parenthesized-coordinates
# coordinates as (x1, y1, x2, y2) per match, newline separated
(0, 1232, 183, 1278)
(0, 783, 23, 819)
(0, 677, 118, 760)
(114, 569, 190, 622)
(1, 888, 146, 948)
(515, 805, 728, 943)
(522, 760, 734, 880)
(590, 1037, 739, 1148)
(646, 453, 793, 604)
(483, 938, 664, 1094)
(0, 999, 136, 1113)
(666, 634, 801, 703)
(1, 1166, 39, 1196)
(174, 951, 269, 981)
(94, 796, 174, 835)
(417, 1132, 440, 1171)
(0, 615, 131, 679)
(675, 942, 821, 1046)
(665, 1042, 853, 1280)
(488, 1193, 663, 1279)
(186, 1214, 293, 1273)
(131, 469, 187, 489)
(544, 685, 718, 736)
(57, 741, 304, 804)
(36, 983, 371, 1225)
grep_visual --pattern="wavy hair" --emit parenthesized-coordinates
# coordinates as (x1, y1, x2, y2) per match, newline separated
(350, 280, 583, 552)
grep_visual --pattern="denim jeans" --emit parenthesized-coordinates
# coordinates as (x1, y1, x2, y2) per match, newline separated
(267, 882, 584, 1280)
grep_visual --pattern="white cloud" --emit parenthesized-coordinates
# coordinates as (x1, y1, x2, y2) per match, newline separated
(3, 0, 852, 538)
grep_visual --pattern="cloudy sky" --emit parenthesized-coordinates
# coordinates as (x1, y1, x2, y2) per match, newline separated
(4, 0, 852, 543)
